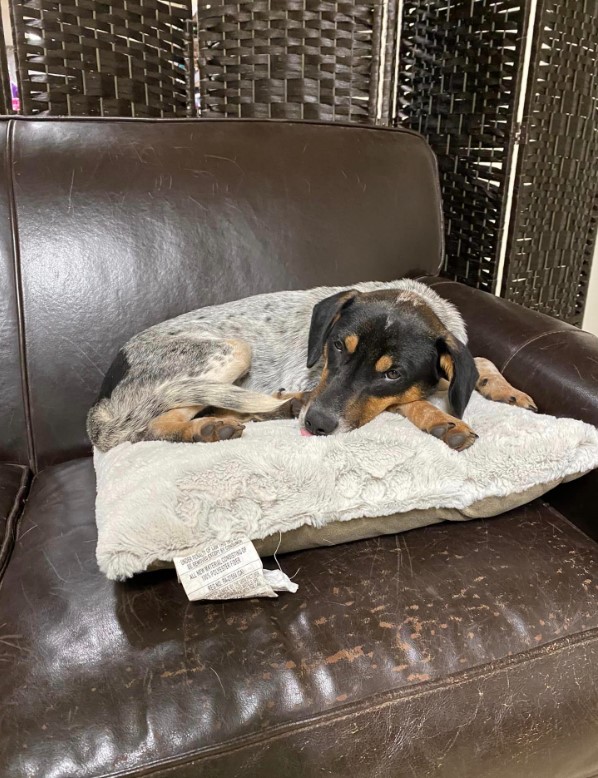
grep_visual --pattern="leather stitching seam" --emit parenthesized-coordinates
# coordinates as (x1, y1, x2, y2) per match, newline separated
(6, 119, 37, 471)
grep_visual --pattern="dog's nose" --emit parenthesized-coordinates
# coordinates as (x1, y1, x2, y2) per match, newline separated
(304, 408, 339, 436)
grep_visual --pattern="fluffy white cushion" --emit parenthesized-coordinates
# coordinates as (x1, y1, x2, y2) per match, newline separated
(94, 392, 598, 580)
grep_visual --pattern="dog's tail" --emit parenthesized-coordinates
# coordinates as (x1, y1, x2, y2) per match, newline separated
(155, 379, 287, 415)
(87, 377, 287, 452)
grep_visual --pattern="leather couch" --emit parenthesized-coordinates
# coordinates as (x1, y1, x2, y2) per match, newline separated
(1, 117, 597, 778)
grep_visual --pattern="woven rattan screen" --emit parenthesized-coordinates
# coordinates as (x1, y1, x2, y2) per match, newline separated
(9, 0, 193, 116)
(195, 0, 398, 123)
(504, 0, 598, 326)
(396, 0, 528, 295)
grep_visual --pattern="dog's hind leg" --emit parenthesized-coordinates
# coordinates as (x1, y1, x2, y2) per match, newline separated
(91, 336, 289, 449)
(148, 407, 245, 443)
(474, 358, 537, 411)
(144, 338, 253, 443)
(145, 349, 308, 443)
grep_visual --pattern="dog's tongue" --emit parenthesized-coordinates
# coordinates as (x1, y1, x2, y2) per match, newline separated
(300, 428, 313, 437)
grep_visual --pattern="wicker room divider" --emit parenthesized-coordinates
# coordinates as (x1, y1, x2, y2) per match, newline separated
(9, 0, 194, 116)
(398, 0, 598, 325)
(195, 0, 398, 123)
(504, 0, 598, 325)
(397, 0, 527, 297)
(2, 0, 596, 324)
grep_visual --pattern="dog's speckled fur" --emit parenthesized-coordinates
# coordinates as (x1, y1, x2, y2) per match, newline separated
(87, 279, 533, 452)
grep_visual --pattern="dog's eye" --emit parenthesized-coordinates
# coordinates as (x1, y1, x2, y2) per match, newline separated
(333, 339, 343, 351)
(385, 368, 401, 380)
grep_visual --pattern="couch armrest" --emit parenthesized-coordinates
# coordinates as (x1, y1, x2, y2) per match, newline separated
(420, 278, 598, 540)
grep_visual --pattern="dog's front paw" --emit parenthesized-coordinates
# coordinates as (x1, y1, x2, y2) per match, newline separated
(504, 387, 538, 412)
(478, 378, 538, 412)
(429, 419, 478, 451)
(475, 360, 538, 412)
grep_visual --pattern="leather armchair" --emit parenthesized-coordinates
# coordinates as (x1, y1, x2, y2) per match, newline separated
(1, 118, 597, 778)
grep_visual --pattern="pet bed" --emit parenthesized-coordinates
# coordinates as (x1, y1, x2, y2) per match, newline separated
(95, 392, 598, 582)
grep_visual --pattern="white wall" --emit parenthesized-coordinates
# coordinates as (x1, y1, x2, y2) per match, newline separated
(584, 238, 598, 336)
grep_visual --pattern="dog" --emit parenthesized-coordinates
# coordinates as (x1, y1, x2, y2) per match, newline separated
(87, 279, 537, 453)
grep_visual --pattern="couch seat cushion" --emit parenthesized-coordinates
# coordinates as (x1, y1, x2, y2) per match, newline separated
(0, 462, 29, 577)
(1, 458, 598, 778)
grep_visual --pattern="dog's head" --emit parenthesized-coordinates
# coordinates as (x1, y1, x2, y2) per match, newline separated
(302, 288, 478, 435)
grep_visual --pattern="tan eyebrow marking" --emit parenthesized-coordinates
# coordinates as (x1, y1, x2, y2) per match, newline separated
(345, 334, 359, 353)
(375, 355, 393, 372)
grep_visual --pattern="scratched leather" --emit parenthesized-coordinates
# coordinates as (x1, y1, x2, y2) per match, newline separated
(1, 457, 598, 777)
(3, 118, 442, 469)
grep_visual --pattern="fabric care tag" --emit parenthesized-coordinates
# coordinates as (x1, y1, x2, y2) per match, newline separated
(173, 539, 298, 601)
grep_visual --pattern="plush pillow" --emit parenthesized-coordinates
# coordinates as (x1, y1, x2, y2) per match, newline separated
(94, 392, 598, 580)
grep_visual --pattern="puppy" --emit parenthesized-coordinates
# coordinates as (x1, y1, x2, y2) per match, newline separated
(87, 280, 536, 452)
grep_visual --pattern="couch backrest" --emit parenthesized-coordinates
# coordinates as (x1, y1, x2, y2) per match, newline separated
(0, 118, 443, 470)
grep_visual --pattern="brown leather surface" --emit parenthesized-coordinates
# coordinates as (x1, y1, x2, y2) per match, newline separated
(173, 635, 598, 778)
(1, 458, 598, 777)
(501, 329, 598, 426)
(0, 125, 30, 465)
(3, 118, 442, 470)
(500, 329, 598, 545)
(550, 470, 598, 545)
(0, 463, 29, 578)
(423, 278, 598, 542)
(0, 465, 26, 525)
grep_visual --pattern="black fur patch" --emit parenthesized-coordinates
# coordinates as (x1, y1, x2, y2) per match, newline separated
(98, 349, 130, 401)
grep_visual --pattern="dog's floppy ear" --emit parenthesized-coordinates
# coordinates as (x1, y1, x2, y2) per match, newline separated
(436, 334, 479, 419)
(307, 290, 358, 368)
